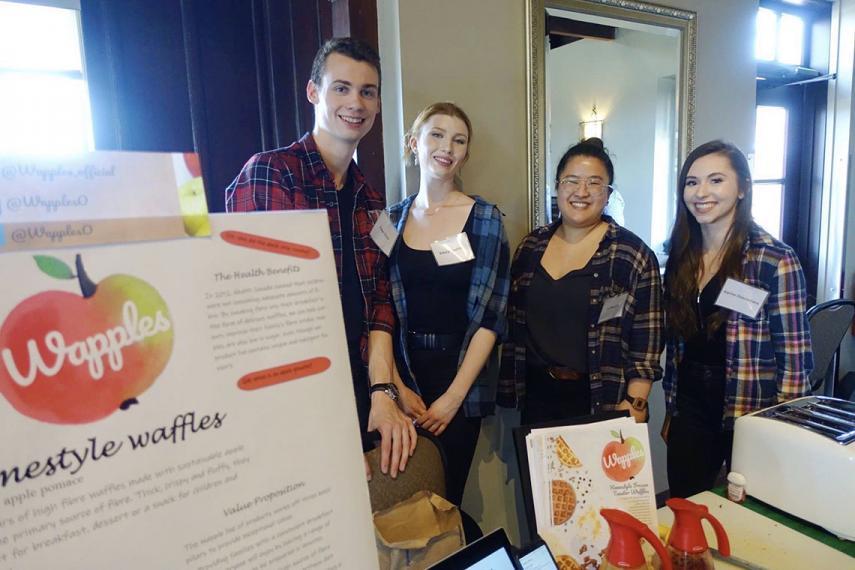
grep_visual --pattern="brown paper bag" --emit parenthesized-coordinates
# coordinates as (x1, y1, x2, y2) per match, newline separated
(374, 490, 465, 569)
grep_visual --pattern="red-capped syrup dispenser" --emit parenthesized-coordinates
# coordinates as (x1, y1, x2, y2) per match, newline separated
(652, 498, 730, 570)
(600, 508, 672, 570)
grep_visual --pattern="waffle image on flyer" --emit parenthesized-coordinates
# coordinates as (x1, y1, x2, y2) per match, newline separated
(529, 418, 658, 569)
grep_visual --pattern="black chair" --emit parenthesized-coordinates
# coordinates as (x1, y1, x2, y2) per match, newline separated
(806, 299, 855, 396)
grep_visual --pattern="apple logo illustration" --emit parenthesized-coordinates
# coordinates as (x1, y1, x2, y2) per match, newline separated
(601, 429, 645, 482)
(0, 254, 174, 424)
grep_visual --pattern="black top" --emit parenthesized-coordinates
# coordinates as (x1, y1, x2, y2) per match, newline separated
(396, 209, 474, 334)
(337, 178, 365, 362)
(525, 262, 593, 372)
(683, 277, 727, 365)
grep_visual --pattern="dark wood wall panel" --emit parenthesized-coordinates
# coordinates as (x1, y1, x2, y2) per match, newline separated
(82, 0, 194, 152)
(80, 0, 383, 214)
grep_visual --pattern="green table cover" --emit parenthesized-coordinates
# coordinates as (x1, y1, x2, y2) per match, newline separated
(710, 486, 855, 557)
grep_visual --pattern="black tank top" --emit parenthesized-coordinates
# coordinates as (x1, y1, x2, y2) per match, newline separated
(396, 210, 474, 334)
(525, 262, 593, 371)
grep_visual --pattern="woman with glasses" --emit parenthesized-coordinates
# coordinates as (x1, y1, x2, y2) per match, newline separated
(662, 140, 812, 497)
(498, 138, 664, 424)
(387, 102, 510, 505)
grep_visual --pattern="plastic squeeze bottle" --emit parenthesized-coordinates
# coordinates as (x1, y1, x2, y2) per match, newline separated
(600, 508, 672, 570)
(652, 498, 730, 570)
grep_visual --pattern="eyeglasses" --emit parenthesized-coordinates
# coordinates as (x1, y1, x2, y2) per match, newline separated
(557, 176, 611, 196)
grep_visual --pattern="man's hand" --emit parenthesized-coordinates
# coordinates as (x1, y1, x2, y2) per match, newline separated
(367, 391, 417, 478)
(417, 390, 464, 436)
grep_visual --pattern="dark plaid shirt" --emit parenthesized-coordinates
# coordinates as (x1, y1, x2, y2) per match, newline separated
(224, 133, 394, 363)
(498, 217, 664, 411)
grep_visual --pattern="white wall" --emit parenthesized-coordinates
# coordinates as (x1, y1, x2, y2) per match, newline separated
(377, 0, 406, 202)
(547, 28, 679, 245)
(827, 0, 855, 379)
(389, 0, 758, 546)
(672, 0, 758, 152)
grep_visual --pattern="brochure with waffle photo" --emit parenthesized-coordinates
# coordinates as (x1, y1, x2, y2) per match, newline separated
(527, 418, 658, 569)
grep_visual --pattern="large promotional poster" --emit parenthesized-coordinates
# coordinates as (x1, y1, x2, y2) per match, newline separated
(0, 151, 210, 252)
(0, 211, 378, 569)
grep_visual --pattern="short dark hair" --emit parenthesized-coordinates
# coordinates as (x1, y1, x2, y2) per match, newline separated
(554, 137, 615, 186)
(310, 37, 381, 89)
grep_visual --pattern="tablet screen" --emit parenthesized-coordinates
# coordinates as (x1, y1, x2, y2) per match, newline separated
(463, 547, 517, 570)
(518, 544, 559, 570)
(428, 529, 519, 570)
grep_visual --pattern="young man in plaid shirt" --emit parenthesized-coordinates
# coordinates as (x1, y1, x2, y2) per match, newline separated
(225, 38, 415, 478)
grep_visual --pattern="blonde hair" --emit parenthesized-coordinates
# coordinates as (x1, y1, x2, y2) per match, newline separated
(403, 102, 473, 165)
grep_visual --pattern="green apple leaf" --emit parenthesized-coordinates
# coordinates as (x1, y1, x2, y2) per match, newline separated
(610, 430, 620, 439)
(33, 255, 75, 280)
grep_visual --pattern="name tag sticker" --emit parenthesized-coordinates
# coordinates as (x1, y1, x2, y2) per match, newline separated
(598, 292, 629, 324)
(430, 232, 475, 266)
(715, 278, 769, 318)
(369, 211, 398, 256)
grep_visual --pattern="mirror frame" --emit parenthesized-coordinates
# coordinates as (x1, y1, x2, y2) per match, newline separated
(525, 0, 697, 230)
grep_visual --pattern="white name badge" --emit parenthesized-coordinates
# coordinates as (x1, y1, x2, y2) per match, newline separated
(369, 210, 399, 256)
(430, 232, 475, 266)
(598, 292, 629, 324)
(715, 278, 769, 318)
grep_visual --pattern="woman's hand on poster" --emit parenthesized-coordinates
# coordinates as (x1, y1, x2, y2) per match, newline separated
(399, 385, 427, 419)
(417, 390, 464, 436)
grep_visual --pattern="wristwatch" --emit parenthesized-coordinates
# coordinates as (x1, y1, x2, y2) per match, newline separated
(625, 396, 648, 412)
(370, 383, 400, 402)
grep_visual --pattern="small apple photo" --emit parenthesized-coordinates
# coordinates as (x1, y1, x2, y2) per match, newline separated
(172, 152, 211, 238)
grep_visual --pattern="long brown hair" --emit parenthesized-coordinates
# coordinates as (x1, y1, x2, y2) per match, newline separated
(664, 140, 754, 340)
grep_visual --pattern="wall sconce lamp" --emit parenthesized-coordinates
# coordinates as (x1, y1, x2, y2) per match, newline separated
(580, 104, 604, 140)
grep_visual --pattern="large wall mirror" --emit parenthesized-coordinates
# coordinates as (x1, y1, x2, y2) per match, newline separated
(526, 0, 696, 253)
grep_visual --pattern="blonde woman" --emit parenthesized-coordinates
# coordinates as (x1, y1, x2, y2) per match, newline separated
(387, 102, 510, 505)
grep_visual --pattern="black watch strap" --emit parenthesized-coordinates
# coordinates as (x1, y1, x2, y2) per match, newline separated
(370, 383, 399, 402)
(626, 396, 648, 412)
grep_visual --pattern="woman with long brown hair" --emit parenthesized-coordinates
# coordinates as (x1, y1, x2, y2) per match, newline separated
(662, 140, 813, 498)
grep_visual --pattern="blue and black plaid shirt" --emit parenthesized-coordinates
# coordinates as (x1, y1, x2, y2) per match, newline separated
(388, 195, 510, 417)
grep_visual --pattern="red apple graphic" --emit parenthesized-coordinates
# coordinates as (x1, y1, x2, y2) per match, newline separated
(601, 430, 646, 482)
(0, 254, 174, 424)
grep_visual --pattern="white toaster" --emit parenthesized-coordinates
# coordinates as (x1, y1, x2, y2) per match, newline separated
(731, 396, 855, 540)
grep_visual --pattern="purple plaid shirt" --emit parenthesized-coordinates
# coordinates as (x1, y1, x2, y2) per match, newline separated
(663, 224, 813, 427)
